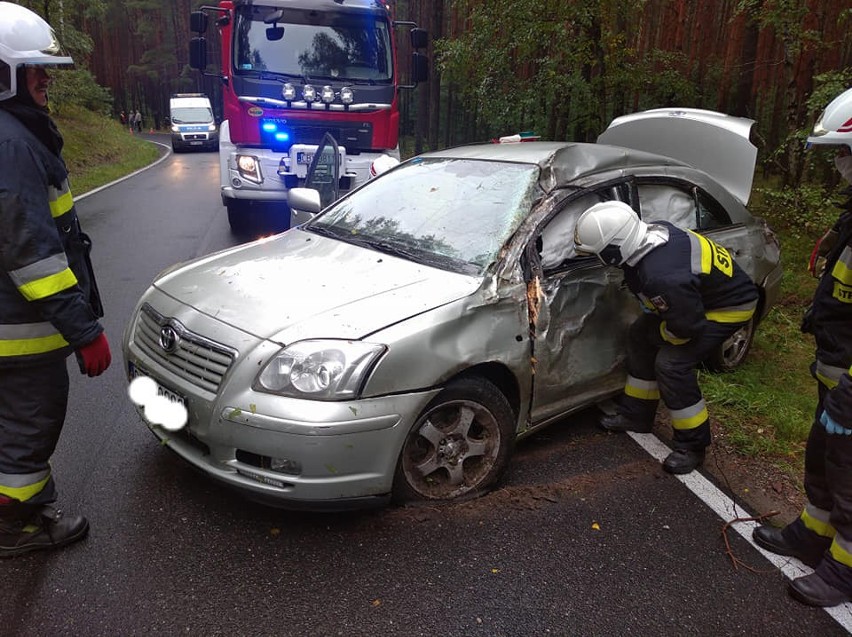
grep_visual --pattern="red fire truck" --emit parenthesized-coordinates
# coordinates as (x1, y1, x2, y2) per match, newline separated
(189, 0, 427, 233)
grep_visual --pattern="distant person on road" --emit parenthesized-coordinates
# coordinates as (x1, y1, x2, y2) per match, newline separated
(573, 201, 758, 474)
(0, 2, 111, 557)
(119, 110, 126, 126)
(753, 86, 852, 607)
(133, 109, 142, 132)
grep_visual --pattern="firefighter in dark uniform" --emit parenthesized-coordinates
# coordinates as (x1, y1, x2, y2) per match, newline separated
(753, 86, 852, 607)
(0, 2, 111, 557)
(574, 200, 758, 474)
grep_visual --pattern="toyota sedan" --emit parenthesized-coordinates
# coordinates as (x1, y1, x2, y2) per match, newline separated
(123, 108, 782, 510)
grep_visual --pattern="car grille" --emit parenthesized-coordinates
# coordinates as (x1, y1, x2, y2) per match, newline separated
(184, 133, 208, 140)
(135, 303, 236, 394)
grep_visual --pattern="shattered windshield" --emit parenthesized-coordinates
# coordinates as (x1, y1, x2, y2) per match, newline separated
(233, 5, 393, 82)
(307, 158, 540, 275)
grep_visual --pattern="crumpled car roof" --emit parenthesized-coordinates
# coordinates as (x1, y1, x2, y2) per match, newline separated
(423, 141, 687, 195)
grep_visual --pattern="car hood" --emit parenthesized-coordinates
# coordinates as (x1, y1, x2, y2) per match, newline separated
(596, 108, 757, 205)
(153, 229, 482, 343)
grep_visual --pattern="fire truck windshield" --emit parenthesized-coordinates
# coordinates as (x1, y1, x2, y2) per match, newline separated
(233, 6, 393, 83)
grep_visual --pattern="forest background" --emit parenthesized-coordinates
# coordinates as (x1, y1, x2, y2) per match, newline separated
(12, 0, 852, 513)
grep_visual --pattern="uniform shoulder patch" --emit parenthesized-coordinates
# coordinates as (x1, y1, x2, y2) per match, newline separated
(649, 295, 670, 312)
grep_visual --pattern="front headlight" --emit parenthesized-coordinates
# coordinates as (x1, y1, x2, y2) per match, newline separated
(208, 123, 216, 132)
(171, 124, 179, 132)
(236, 154, 262, 183)
(254, 340, 386, 400)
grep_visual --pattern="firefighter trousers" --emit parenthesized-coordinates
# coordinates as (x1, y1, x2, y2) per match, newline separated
(0, 357, 68, 513)
(617, 313, 743, 452)
(804, 380, 852, 592)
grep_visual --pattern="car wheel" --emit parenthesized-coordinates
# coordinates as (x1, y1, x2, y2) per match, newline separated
(226, 200, 251, 234)
(705, 317, 755, 372)
(393, 376, 515, 504)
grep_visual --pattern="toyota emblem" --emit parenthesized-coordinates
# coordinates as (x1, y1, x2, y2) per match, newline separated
(159, 326, 179, 353)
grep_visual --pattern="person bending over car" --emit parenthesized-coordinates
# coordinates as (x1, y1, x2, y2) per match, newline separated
(574, 201, 758, 474)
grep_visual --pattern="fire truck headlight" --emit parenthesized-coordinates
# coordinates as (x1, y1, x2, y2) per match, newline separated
(302, 85, 316, 102)
(236, 155, 262, 184)
(321, 86, 335, 104)
(340, 87, 354, 104)
(282, 83, 296, 101)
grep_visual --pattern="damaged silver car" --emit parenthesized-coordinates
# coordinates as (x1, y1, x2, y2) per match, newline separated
(122, 108, 782, 509)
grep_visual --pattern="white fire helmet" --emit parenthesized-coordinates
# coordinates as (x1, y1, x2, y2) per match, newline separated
(574, 201, 649, 266)
(369, 154, 400, 178)
(806, 87, 852, 151)
(0, 2, 73, 101)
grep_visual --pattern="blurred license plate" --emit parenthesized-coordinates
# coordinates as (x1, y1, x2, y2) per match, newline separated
(190, 141, 202, 146)
(128, 363, 186, 407)
(297, 152, 313, 165)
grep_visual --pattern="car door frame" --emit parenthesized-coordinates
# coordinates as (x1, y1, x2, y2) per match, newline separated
(520, 176, 642, 431)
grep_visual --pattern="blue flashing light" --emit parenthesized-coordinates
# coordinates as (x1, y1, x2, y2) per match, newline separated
(262, 122, 277, 132)
(275, 132, 290, 142)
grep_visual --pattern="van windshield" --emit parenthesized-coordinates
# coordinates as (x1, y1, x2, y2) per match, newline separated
(171, 107, 213, 124)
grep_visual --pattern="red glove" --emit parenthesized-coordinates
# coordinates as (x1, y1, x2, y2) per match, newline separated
(77, 332, 111, 377)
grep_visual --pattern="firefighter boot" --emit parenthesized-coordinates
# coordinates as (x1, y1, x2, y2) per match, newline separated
(752, 518, 831, 568)
(788, 572, 852, 607)
(599, 413, 653, 434)
(789, 543, 852, 606)
(662, 448, 705, 474)
(0, 503, 89, 558)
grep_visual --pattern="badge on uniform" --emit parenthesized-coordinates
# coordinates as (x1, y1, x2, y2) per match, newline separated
(650, 295, 670, 312)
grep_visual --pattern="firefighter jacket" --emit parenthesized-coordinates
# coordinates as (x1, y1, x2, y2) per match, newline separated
(0, 108, 103, 368)
(622, 221, 759, 345)
(806, 198, 852, 386)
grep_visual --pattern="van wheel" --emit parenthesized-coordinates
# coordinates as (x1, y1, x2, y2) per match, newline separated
(393, 377, 515, 504)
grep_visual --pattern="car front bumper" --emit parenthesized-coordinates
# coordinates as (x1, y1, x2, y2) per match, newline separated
(123, 289, 440, 509)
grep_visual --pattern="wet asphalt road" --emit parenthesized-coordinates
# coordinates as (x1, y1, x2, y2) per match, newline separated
(0, 134, 848, 636)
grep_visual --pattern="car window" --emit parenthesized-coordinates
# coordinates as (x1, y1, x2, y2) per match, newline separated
(637, 181, 732, 231)
(539, 192, 606, 271)
(307, 158, 540, 275)
(638, 184, 697, 229)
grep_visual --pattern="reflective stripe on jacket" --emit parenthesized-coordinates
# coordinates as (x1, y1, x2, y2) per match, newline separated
(624, 221, 759, 345)
(811, 209, 852, 370)
(0, 109, 102, 366)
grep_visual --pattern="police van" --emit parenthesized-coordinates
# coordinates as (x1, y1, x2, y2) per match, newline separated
(169, 93, 218, 152)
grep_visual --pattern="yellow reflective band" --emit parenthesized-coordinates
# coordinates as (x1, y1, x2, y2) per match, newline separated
(832, 249, 852, 285)
(833, 281, 852, 303)
(801, 508, 836, 539)
(671, 406, 708, 431)
(705, 308, 756, 323)
(830, 540, 852, 568)
(48, 189, 73, 218)
(625, 385, 660, 401)
(0, 333, 69, 356)
(0, 474, 50, 502)
(709, 242, 734, 277)
(689, 231, 713, 274)
(816, 372, 840, 390)
(659, 321, 689, 345)
(17, 268, 78, 301)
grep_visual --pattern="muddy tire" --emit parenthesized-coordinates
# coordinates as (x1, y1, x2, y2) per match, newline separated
(393, 376, 515, 504)
(705, 318, 755, 372)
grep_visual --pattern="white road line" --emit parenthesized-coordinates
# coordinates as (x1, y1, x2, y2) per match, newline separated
(628, 431, 852, 633)
(75, 139, 171, 202)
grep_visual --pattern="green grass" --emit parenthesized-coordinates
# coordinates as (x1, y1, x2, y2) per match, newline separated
(53, 104, 159, 196)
